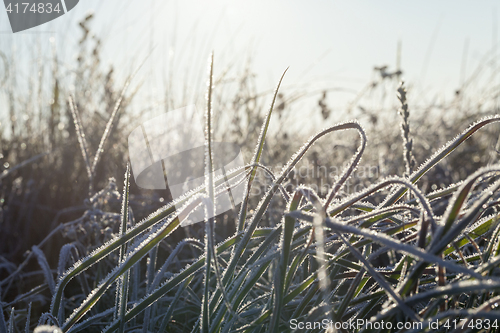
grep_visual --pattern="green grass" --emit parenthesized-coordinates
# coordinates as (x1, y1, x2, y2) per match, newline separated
(4, 18, 500, 333)
(3, 53, 500, 332)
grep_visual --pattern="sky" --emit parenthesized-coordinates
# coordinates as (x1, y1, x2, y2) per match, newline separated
(0, 1, 499, 128)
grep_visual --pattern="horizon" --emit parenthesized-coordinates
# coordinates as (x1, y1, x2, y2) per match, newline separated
(1, 1, 499, 130)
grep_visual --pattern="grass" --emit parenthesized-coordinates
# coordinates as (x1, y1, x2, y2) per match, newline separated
(5, 55, 500, 332)
(4, 19, 500, 333)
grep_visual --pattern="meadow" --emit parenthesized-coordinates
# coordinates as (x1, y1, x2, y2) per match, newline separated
(3, 18, 500, 333)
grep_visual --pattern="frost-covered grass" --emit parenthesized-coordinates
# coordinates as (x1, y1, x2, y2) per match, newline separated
(5, 17, 500, 333)
(3, 50, 500, 333)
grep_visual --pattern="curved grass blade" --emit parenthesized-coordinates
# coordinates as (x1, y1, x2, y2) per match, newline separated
(327, 177, 436, 231)
(102, 229, 272, 333)
(237, 67, 288, 232)
(322, 217, 482, 279)
(366, 279, 500, 327)
(221, 121, 376, 303)
(50, 163, 250, 318)
(439, 166, 500, 237)
(382, 115, 500, 206)
(204, 121, 368, 327)
(443, 213, 500, 258)
(400, 174, 500, 297)
(61, 196, 204, 332)
(324, 122, 366, 208)
(31, 246, 55, 295)
(336, 231, 420, 322)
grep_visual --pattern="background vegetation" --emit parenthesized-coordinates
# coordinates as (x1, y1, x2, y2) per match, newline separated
(2, 17, 500, 332)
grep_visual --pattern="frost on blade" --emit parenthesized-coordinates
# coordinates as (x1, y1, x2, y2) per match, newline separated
(57, 244, 77, 277)
(327, 176, 435, 231)
(60, 195, 204, 330)
(277, 121, 366, 191)
(53, 194, 182, 307)
(127, 80, 247, 225)
(66, 308, 114, 333)
(150, 239, 203, 291)
(68, 97, 92, 185)
(440, 165, 500, 226)
(91, 80, 130, 177)
(386, 114, 500, 205)
(32, 246, 55, 294)
(325, 121, 367, 206)
(384, 116, 500, 210)
(325, 216, 481, 279)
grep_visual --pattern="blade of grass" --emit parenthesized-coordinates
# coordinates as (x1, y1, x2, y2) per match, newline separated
(237, 67, 289, 232)
(323, 216, 482, 279)
(117, 165, 131, 333)
(90, 51, 150, 194)
(102, 228, 275, 333)
(324, 122, 366, 207)
(202, 52, 215, 333)
(68, 96, 92, 195)
(365, 279, 500, 328)
(0, 290, 7, 333)
(327, 177, 436, 232)
(157, 275, 194, 332)
(335, 232, 421, 322)
(65, 308, 114, 333)
(336, 267, 366, 319)
(400, 172, 500, 297)
(209, 226, 285, 330)
(61, 195, 205, 332)
(221, 121, 375, 305)
(50, 163, 249, 318)
(31, 246, 55, 295)
(439, 166, 500, 237)
(270, 191, 301, 331)
(7, 308, 13, 333)
(24, 303, 31, 333)
(382, 115, 500, 206)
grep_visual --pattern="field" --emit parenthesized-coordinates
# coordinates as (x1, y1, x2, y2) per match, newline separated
(3, 15, 500, 333)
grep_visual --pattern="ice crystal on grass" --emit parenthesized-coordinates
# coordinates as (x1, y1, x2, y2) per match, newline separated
(10, 54, 500, 332)
(32, 246, 55, 295)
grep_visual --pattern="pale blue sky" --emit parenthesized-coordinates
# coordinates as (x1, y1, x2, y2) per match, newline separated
(95, 1, 499, 91)
(1, 1, 499, 127)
